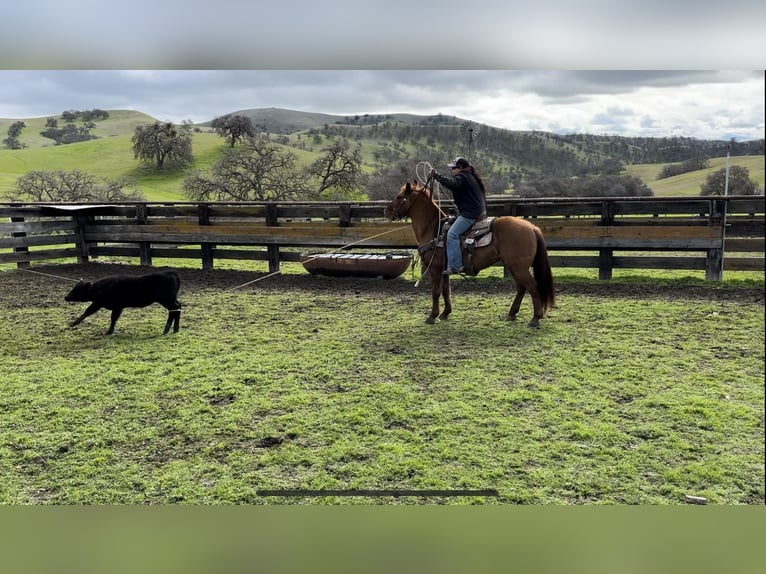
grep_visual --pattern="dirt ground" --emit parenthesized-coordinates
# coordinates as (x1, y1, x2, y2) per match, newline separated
(1, 262, 763, 309)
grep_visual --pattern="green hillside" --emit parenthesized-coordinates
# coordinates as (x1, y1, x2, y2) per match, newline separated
(623, 155, 765, 196)
(0, 131, 230, 202)
(1, 108, 763, 201)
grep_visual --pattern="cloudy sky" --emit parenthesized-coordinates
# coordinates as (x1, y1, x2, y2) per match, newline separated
(1, 70, 763, 141)
(2, 2, 764, 141)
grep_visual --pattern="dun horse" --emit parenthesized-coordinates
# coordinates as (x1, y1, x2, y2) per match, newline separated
(385, 180, 555, 327)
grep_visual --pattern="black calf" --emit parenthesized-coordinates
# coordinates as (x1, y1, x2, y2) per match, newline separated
(65, 271, 182, 335)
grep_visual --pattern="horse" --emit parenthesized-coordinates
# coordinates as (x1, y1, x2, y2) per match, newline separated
(384, 180, 555, 327)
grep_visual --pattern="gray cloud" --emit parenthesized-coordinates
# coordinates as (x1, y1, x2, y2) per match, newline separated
(0, 70, 762, 141)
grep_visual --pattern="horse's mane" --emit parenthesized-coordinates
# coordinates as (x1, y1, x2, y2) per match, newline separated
(405, 180, 446, 218)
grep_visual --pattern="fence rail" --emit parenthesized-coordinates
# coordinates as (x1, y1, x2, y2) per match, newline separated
(2, 196, 764, 280)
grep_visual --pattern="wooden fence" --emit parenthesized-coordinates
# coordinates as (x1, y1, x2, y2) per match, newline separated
(1, 196, 764, 280)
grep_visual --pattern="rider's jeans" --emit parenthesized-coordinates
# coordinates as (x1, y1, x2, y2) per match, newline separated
(445, 215, 475, 270)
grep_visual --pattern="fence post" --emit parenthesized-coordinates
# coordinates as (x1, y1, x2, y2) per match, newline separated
(339, 203, 351, 228)
(73, 213, 90, 264)
(705, 197, 725, 281)
(599, 200, 615, 280)
(10, 216, 30, 268)
(265, 202, 280, 273)
(136, 204, 152, 267)
(198, 203, 214, 271)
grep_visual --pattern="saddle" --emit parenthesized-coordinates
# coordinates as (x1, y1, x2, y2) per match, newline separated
(417, 216, 496, 276)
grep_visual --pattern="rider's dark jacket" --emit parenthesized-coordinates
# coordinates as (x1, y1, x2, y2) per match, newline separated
(433, 169, 486, 219)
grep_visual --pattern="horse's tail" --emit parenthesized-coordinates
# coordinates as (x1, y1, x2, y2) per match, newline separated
(532, 227, 556, 313)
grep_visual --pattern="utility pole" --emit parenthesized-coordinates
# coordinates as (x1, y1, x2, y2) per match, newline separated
(724, 141, 731, 197)
(720, 140, 732, 279)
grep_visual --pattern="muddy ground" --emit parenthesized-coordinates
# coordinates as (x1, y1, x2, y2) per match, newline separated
(1, 262, 763, 310)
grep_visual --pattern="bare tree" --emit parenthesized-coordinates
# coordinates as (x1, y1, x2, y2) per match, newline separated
(183, 137, 306, 201)
(365, 159, 425, 201)
(8, 170, 144, 202)
(305, 138, 367, 199)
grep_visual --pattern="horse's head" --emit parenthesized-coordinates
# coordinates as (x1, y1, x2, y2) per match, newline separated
(384, 180, 428, 221)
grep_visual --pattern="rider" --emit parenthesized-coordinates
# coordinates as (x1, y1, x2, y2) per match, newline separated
(431, 157, 487, 275)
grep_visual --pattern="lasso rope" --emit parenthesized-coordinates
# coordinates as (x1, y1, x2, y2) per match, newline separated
(224, 225, 408, 292)
(9, 266, 81, 283)
(412, 162, 448, 288)
(415, 161, 433, 186)
(228, 163, 443, 292)
(6, 164, 439, 292)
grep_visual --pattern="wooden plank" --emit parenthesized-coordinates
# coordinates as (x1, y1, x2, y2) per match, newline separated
(725, 238, 766, 252)
(0, 233, 79, 249)
(0, 220, 77, 234)
(723, 257, 765, 271)
(1, 207, 50, 218)
(3, 197, 763, 278)
(613, 256, 707, 270)
(548, 255, 600, 268)
(82, 221, 726, 250)
(726, 220, 766, 237)
(0, 248, 80, 264)
(147, 205, 203, 218)
(727, 197, 765, 214)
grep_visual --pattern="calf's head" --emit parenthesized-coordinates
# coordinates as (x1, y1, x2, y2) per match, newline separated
(65, 281, 92, 302)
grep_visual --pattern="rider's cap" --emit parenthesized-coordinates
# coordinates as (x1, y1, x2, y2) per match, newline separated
(448, 157, 469, 169)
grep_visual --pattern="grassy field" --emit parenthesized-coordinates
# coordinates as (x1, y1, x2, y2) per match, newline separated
(623, 155, 765, 196)
(0, 131, 228, 202)
(1, 259, 763, 505)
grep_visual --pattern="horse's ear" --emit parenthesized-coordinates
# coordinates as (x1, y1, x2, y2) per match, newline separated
(405, 182, 412, 192)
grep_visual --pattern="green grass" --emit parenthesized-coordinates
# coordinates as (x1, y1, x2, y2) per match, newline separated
(623, 155, 764, 196)
(0, 131, 230, 201)
(1, 261, 763, 504)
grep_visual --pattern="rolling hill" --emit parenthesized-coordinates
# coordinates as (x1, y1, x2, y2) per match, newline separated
(1, 108, 763, 201)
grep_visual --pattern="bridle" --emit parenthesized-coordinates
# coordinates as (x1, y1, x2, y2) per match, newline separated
(389, 171, 439, 221)
(389, 184, 428, 221)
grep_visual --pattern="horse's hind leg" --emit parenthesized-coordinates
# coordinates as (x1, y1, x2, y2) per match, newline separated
(508, 283, 526, 321)
(509, 268, 542, 327)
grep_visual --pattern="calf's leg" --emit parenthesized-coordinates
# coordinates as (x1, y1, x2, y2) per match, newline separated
(70, 303, 101, 328)
(164, 309, 181, 334)
(106, 308, 124, 335)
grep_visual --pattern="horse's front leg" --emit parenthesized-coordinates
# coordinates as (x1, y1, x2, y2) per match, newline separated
(426, 280, 441, 324)
(438, 276, 452, 321)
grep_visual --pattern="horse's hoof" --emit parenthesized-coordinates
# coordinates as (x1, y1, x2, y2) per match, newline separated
(527, 319, 540, 328)
(438, 314, 450, 321)
(426, 317, 436, 324)
(508, 314, 518, 321)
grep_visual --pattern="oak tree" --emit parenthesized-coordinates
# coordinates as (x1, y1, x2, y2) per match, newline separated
(132, 121, 193, 170)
